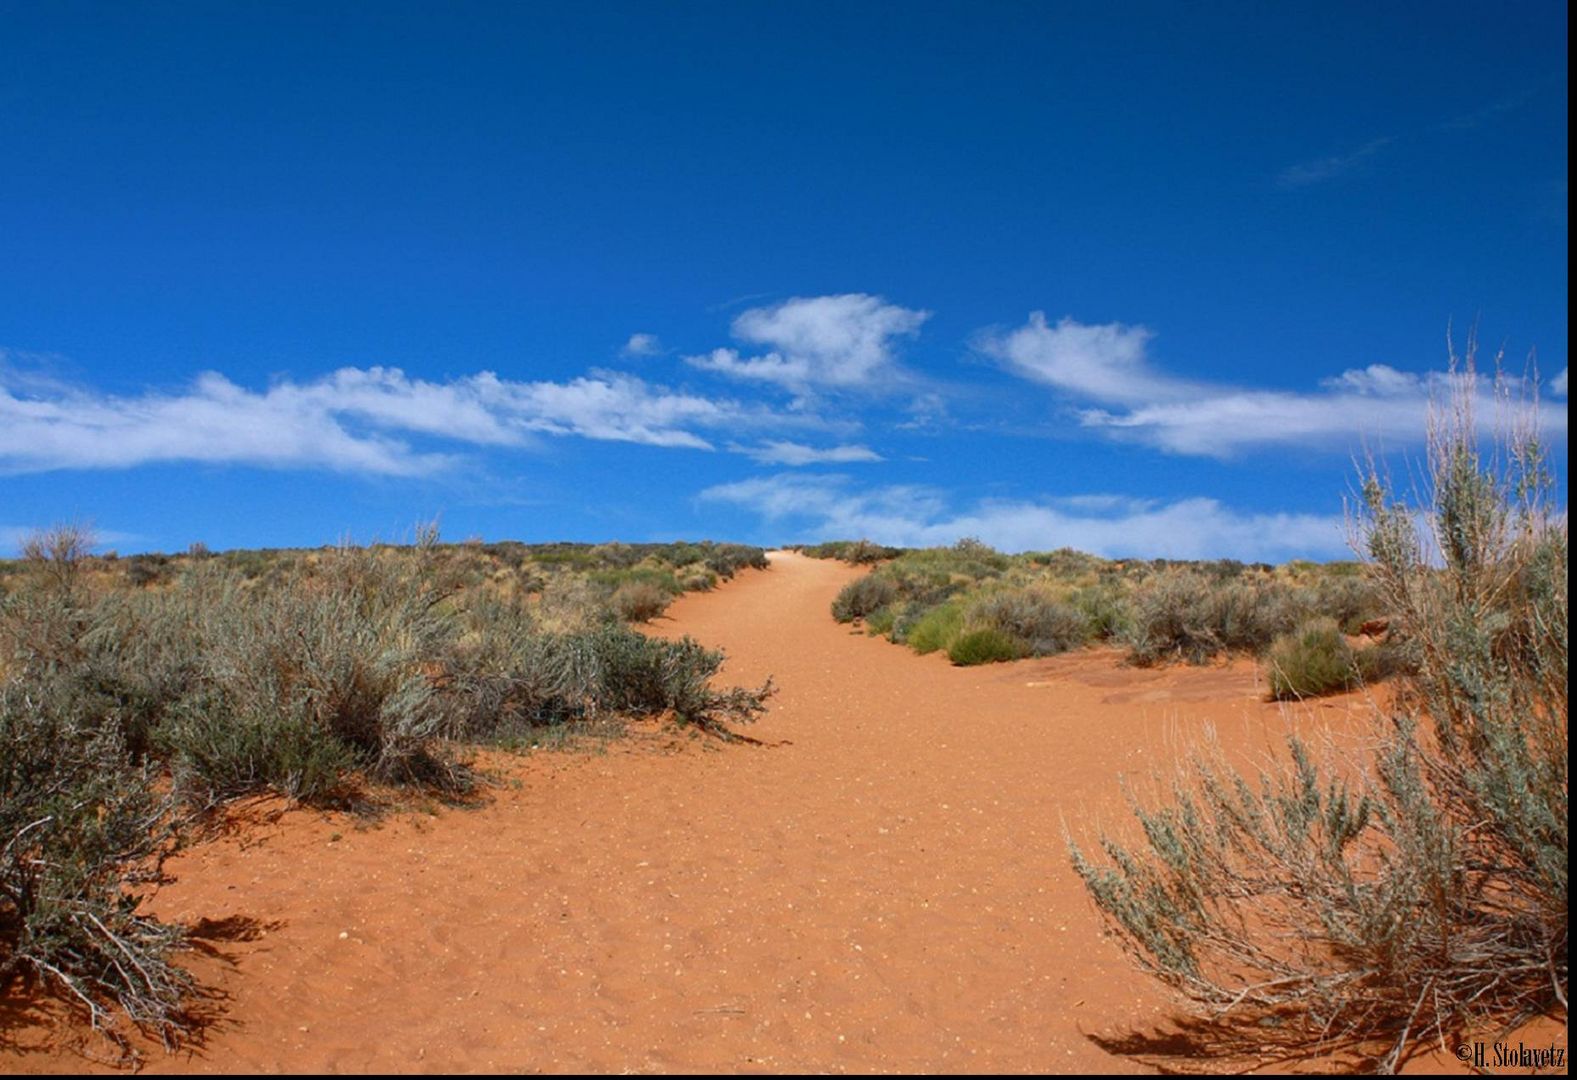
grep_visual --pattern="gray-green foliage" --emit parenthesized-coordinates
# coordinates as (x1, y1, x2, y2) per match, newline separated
(1124, 569, 1311, 665)
(0, 528, 773, 1041)
(0, 543, 191, 1051)
(0, 684, 192, 1050)
(1070, 377, 1568, 1071)
(965, 589, 1090, 656)
(831, 574, 899, 623)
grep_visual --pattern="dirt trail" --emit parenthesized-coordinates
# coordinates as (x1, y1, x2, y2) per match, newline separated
(10, 552, 1384, 1073)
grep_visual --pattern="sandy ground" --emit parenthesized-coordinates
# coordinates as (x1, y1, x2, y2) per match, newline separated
(3, 552, 1556, 1073)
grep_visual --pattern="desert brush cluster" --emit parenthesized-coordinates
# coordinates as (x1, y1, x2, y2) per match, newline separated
(0, 531, 770, 1051)
(814, 538, 1403, 698)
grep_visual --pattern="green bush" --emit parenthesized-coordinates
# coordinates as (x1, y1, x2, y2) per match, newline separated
(864, 605, 897, 637)
(901, 601, 964, 654)
(967, 588, 1090, 656)
(1071, 582, 1134, 641)
(1265, 617, 1360, 699)
(947, 627, 1027, 665)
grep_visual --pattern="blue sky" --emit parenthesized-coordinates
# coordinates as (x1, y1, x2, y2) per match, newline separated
(1, 1, 1567, 560)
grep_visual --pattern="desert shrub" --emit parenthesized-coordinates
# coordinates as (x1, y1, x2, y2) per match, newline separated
(967, 588, 1090, 656)
(0, 681, 192, 1048)
(159, 547, 464, 803)
(882, 564, 961, 607)
(679, 568, 719, 591)
(1126, 570, 1310, 664)
(124, 554, 172, 588)
(864, 605, 897, 637)
(591, 566, 683, 596)
(1209, 577, 1310, 652)
(450, 614, 772, 741)
(18, 523, 94, 597)
(803, 539, 902, 564)
(1310, 566, 1382, 633)
(1354, 636, 1412, 683)
(1071, 369, 1568, 1070)
(700, 542, 770, 578)
(1071, 582, 1134, 641)
(947, 626, 1027, 665)
(831, 574, 898, 623)
(1265, 617, 1361, 699)
(901, 601, 964, 654)
(611, 581, 671, 623)
(587, 627, 773, 733)
(536, 573, 611, 633)
(1122, 569, 1220, 664)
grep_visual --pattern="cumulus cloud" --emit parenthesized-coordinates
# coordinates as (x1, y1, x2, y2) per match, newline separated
(735, 441, 883, 466)
(1552, 367, 1568, 397)
(984, 315, 1568, 458)
(621, 333, 663, 358)
(687, 293, 929, 393)
(701, 473, 1348, 561)
(0, 366, 757, 475)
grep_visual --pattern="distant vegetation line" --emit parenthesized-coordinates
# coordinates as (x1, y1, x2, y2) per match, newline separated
(800, 538, 1404, 698)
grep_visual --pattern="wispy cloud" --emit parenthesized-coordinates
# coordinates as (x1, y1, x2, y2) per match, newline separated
(981, 315, 1568, 458)
(701, 473, 1348, 561)
(1551, 367, 1568, 397)
(687, 293, 929, 394)
(0, 366, 769, 476)
(1435, 86, 1542, 132)
(1277, 136, 1395, 189)
(734, 440, 883, 466)
(1278, 82, 1550, 190)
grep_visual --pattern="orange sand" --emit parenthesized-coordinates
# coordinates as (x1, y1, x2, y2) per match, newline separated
(3, 552, 1558, 1073)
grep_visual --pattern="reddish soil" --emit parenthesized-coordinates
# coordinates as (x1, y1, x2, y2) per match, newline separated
(3, 552, 1559, 1073)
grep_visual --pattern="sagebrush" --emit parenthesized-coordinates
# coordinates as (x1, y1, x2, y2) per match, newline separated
(1070, 368, 1567, 1071)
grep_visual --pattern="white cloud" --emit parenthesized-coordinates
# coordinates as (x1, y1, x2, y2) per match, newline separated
(687, 293, 929, 393)
(978, 312, 1190, 405)
(1552, 367, 1568, 397)
(1320, 363, 1423, 396)
(736, 441, 883, 466)
(985, 315, 1568, 458)
(1079, 369, 1567, 457)
(701, 474, 1348, 561)
(621, 333, 663, 358)
(0, 366, 760, 475)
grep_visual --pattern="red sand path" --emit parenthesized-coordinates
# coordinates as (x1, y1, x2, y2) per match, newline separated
(5, 552, 1467, 1073)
